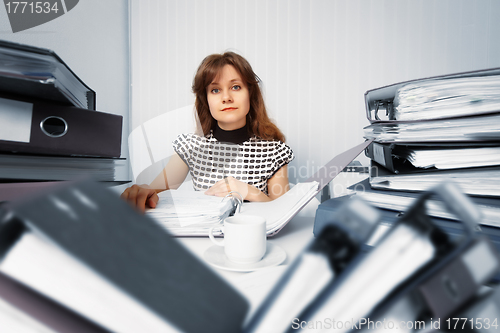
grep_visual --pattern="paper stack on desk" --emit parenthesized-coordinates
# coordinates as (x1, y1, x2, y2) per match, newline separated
(0, 180, 248, 333)
(146, 190, 236, 230)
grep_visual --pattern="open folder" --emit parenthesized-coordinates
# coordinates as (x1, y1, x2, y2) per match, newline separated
(147, 139, 374, 237)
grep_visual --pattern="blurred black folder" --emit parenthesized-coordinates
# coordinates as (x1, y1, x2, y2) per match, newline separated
(0, 180, 248, 333)
(245, 197, 381, 333)
(0, 95, 122, 157)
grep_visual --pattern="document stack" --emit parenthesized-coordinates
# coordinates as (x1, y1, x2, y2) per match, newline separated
(0, 40, 125, 201)
(363, 68, 500, 198)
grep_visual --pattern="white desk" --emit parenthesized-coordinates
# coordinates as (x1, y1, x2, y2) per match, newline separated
(177, 199, 320, 320)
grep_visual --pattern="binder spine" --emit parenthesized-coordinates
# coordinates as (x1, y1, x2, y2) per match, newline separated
(418, 238, 500, 319)
(365, 142, 397, 173)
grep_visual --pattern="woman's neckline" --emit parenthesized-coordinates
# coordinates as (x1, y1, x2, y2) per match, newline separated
(212, 123, 251, 144)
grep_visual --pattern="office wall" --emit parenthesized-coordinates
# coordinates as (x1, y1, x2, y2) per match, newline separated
(0, 0, 130, 181)
(131, 0, 500, 185)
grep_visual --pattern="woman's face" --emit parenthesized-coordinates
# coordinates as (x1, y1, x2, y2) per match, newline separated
(206, 64, 250, 131)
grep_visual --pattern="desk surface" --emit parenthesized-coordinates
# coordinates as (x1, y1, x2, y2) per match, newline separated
(177, 200, 319, 321)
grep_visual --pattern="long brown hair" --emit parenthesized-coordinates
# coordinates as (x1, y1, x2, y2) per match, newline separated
(192, 52, 286, 142)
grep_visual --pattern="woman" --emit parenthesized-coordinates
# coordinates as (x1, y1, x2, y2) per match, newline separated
(121, 52, 294, 212)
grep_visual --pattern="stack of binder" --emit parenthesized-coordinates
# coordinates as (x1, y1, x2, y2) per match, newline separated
(347, 69, 500, 289)
(363, 68, 500, 197)
(0, 40, 125, 198)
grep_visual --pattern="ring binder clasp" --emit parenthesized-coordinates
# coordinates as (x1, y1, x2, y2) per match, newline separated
(222, 191, 243, 214)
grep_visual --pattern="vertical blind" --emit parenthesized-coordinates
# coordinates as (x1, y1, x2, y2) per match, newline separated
(130, 0, 500, 184)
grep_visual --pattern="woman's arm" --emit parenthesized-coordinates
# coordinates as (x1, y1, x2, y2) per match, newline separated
(149, 153, 190, 191)
(204, 165, 290, 202)
(121, 153, 189, 212)
(266, 165, 290, 200)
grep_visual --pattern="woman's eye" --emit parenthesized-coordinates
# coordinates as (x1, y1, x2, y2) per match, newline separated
(211, 88, 220, 94)
(232, 85, 241, 91)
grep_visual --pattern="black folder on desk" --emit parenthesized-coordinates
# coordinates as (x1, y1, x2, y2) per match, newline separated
(0, 180, 248, 333)
(0, 95, 122, 157)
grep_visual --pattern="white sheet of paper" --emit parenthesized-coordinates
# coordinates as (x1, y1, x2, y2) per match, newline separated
(0, 97, 33, 143)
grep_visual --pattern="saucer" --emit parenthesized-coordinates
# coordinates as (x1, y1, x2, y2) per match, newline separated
(203, 243, 287, 272)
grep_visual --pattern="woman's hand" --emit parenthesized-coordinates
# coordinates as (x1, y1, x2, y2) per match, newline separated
(120, 184, 159, 213)
(205, 176, 274, 202)
(204, 176, 249, 200)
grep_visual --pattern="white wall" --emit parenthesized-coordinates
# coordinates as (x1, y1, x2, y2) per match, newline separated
(0, 0, 130, 181)
(131, 0, 500, 185)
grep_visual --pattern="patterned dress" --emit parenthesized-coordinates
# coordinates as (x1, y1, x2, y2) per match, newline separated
(173, 130, 294, 194)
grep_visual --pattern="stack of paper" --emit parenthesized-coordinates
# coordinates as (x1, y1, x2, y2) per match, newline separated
(364, 113, 500, 143)
(146, 191, 235, 235)
(0, 153, 126, 182)
(146, 181, 319, 237)
(370, 164, 500, 197)
(393, 75, 500, 121)
(351, 184, 500, 228)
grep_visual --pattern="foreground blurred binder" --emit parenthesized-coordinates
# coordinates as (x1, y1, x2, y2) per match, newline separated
(0, 95, 122, 157)
(365, 141, 500, 173)
(0, 180, 248, 333)
(245, 197, 381, 333)
(299, 182, 498, 333)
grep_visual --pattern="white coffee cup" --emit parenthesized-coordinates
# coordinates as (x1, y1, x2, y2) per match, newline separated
(209, 215, 267, 264)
